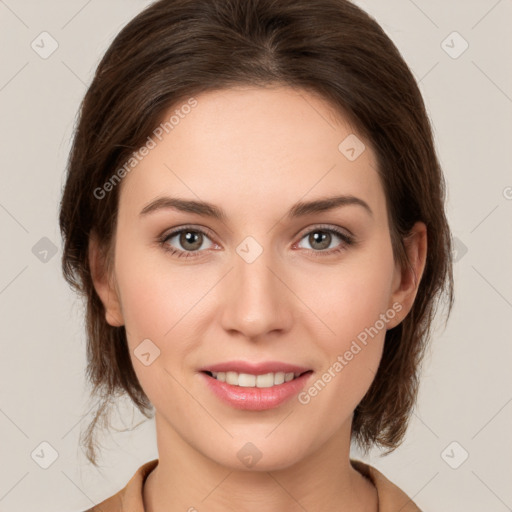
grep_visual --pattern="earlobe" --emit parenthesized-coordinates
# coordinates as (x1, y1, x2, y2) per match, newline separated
(387, 222, 427, 329)
(88, 232, 124, 327)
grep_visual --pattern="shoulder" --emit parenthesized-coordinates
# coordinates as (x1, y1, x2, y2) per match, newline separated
(84, 459, 159, 512)
(350, 459, 424, 512)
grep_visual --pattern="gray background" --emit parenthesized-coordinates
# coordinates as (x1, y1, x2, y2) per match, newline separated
(1, 0, 511, 510)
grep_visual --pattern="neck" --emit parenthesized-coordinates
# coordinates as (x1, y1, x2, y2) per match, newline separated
(143, 415, 378, 512)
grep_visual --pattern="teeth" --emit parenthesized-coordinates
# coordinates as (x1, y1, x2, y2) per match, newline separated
(210, 371, 302, 387)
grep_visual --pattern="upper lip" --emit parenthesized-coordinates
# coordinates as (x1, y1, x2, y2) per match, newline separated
(199, 361, 312, 376)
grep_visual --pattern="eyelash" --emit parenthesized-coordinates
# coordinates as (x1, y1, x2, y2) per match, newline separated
(158, 224, 355, 259)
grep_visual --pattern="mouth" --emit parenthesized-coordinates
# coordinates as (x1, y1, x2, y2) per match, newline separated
(198, 361, 314, 410)
(199, 363, 314, 411)
(201, 369, 313, 388)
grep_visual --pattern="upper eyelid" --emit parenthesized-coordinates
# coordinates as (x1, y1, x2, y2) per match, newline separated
(295, 223, 354, 239)
(163, 224, 217, 242)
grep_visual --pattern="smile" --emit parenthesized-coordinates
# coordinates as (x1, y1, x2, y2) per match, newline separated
(200, 369, 314, 411)
(204, 370, 309, 388)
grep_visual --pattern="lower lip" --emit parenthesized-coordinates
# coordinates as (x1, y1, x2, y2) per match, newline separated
(200, 371, 313, 411)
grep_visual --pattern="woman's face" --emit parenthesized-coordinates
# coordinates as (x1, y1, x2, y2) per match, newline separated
(96, 85, 415, 470)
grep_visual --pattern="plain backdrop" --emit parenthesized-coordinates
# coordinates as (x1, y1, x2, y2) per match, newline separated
(1, 1, 511, 511)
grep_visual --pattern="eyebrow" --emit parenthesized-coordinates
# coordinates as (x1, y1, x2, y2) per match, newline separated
(139, 194, 373, 221)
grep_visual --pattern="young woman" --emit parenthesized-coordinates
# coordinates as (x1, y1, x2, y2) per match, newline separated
(59, 0, 454, 510)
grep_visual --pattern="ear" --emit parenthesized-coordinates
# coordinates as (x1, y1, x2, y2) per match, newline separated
(88, 231, 124, 327)
(387, 221, 427, 329)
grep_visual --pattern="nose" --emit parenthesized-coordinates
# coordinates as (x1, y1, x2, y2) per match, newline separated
(219, 244, 293, 341)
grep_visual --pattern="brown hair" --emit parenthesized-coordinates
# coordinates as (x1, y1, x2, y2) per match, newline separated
(59, 0, 454, 466)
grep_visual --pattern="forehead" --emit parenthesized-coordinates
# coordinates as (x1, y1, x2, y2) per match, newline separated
(118, 86, 385, 221)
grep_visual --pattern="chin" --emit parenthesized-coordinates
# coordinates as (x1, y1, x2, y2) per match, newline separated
(200, 435, 309, 472)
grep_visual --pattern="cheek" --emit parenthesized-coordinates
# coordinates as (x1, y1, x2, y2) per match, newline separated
(294, 236, 395, 409)
(116, 267, 176, 340)
(113, 249, 200, 409)
(296, 259, 395, 430)
(114, 233, 202, 340)
(113, 236, 220, 397)
(303, 239, 396, 349)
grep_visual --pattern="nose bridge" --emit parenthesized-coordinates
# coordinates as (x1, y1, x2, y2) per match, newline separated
(220, 236, 290, 338)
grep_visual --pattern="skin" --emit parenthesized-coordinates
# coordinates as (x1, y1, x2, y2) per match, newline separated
(89, 85, 427, 512)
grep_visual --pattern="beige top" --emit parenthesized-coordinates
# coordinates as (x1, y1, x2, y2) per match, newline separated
(85, 458, 422, 511)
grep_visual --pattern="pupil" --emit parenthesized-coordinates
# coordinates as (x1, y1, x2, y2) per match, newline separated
(311, 231, 330, 250)
(182, 231, 201, 250)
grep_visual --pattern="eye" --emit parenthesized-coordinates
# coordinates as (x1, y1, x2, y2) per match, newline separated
(159, 226, 216, 258)
(158, 224, 355, 259)
(295, 225, 355, 256)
